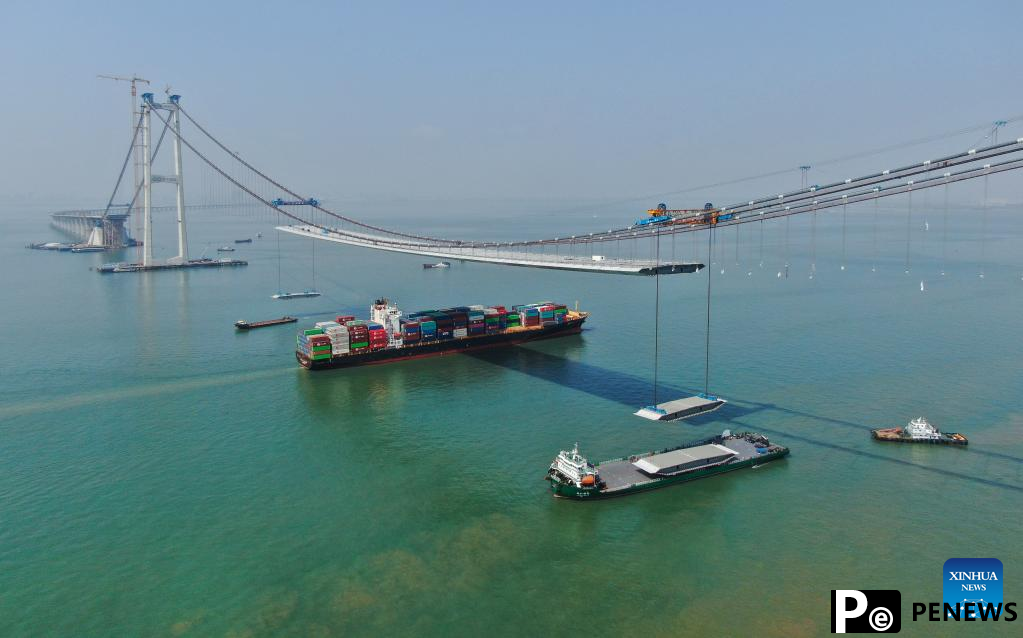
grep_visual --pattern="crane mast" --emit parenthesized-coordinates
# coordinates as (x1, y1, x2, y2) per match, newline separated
(98, 74, 150, 249)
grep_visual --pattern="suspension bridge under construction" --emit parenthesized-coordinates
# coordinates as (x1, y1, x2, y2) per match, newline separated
(47, 93, 1023, 278)
(40, 90, 1023, 419)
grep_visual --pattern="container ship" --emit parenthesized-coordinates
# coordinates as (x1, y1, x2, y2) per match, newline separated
(296, 299, 587, 370)
(871, 417, 967, 446)
(546, 432, 788, 499)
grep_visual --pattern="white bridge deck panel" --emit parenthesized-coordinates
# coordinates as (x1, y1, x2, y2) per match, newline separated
(278, 225, 703, 276)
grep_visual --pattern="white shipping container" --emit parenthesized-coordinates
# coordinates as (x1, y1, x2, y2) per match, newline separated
(453, 328, 468, 338)
(316, 321, 341, 329)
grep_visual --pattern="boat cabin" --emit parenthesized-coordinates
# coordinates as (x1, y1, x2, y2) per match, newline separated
(904, 417, 941, 440)
(554, 445, 598, 486)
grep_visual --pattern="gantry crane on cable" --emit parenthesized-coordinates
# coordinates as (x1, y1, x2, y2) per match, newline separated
(634, 202, 734, 228)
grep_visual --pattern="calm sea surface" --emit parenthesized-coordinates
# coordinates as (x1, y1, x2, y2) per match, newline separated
(2, 202, 1021, 636)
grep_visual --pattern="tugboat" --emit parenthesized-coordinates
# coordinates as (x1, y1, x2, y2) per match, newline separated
(871, 417, 968, 446)
(217, 246, 236, 252)
(546, 431, 789, 499)
(423, 261, 451, 269)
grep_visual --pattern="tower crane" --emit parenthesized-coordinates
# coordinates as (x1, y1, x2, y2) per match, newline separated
(97, 74, 150, 243)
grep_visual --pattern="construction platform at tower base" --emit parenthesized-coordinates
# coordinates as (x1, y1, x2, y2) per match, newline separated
(97, 257, 247, 273)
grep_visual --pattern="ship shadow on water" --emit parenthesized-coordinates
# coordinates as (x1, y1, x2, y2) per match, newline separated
(465, 343, 1023, 494)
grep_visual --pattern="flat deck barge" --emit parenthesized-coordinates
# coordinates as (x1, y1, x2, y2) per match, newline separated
(235, 316, 297, 330)
(547, 432, 788, 499)
(98, 258, 247, 273)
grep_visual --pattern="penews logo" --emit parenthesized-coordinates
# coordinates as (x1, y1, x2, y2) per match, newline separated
(831, 590, 901, 633)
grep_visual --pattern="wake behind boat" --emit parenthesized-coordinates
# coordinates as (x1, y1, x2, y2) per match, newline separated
(423, 262, 451, 269)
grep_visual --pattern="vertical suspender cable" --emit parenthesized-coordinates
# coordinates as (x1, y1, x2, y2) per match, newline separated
(276, 210, 282, 293)
(653, 231, 661, 406)
(942, 180, 949, 276)
(810, 202, 817, 280)
(841, 199, 847, 271)
(980, 174, 989, 278)
(784, 215, 790, 279)
(759, 217, 764, 269)
(704, 225, 713, 397)
(734, 221, 740, 267)
(905, 184, 913, 273)
(872, 192, 879, 272)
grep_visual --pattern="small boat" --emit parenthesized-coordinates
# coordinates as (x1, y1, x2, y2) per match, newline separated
(871, 417, 968, 446)
(256, 232, 263, 238)
(234, 238, 253, 244)
(423, 261, 451, 269)
(235, 316, 298, 330)
(217, 246, 236, 252)
(272, 291, 322, 300)
(71, 245, 107, 253)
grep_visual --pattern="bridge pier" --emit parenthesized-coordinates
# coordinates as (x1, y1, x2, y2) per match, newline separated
(50, 212, 131, 247)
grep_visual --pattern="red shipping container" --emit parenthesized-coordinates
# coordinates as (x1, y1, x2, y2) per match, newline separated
(336, 315, 356, 324)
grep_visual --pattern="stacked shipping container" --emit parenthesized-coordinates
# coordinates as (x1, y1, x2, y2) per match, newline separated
(299, 300, 576, 360)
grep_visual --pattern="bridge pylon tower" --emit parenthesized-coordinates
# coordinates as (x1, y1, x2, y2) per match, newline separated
(141, 92, 189, 265)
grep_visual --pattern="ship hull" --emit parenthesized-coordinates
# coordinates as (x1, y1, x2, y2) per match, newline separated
(870, 429, 968, 446)
(298, 317, 585, 370)
(549, 448, 789, 500)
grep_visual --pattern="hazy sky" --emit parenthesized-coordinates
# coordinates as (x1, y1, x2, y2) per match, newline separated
(4, 1, 1022, 210)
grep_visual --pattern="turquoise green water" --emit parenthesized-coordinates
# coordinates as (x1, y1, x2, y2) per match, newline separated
(2, 204, 1022, 636)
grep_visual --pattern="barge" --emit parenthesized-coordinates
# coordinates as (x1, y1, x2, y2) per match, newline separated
(871, 417, 967, 446)
(97, 258, 247, 273)
(235, 316, 297, 330)
(297, 299, 587, 370)
(546, 432, 788, 499)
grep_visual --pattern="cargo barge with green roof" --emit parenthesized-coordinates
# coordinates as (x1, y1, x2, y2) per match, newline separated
(296, 299, 587, 370)
(546, 432, 788, 499)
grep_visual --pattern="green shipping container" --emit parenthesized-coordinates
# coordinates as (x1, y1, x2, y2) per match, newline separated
(312, 354, 331, 361)
(312, 346, 332, 353)
(351, 341, 369, 349)
(303, 328, 324, 336)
